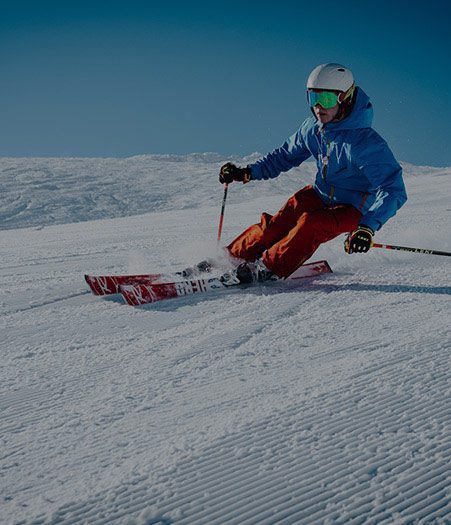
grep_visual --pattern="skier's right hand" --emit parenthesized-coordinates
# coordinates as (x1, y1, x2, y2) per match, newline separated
(219, 163, 252, 184)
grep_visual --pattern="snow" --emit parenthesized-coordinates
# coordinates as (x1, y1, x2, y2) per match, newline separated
(1, 154, 450, 524)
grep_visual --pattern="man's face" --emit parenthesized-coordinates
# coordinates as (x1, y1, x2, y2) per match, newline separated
(312, 103, 339, 124)
(307, 89, 341, 124)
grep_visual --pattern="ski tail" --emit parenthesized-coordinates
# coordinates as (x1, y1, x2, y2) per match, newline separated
(84, 273, 162, 296)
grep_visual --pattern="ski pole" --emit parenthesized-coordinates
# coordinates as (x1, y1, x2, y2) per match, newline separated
(217, 183, 228, 243)
(372, 243, 451, 257)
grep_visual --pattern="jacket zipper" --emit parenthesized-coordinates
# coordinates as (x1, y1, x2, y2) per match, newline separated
(320, 129, 331, 182)
(320, 129, 335, 204)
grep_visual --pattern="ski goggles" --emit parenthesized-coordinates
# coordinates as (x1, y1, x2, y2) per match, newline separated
(307, 89, 340, 109)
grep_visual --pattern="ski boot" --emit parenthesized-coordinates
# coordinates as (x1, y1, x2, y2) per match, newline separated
(220, 259, 278, 286)
(178, 258, 215, 278)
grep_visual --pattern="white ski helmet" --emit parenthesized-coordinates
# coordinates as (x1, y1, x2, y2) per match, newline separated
(307, 63, 354, 93)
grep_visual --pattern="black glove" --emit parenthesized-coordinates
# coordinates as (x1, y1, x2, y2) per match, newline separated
(219, 163, 252, 184)
(345, 225, 374, 254)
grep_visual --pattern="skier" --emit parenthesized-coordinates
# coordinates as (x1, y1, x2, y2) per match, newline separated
(218, 63, 407, 284)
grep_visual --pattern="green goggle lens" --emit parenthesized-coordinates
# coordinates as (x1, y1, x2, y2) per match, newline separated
(307, 90, 339, 109)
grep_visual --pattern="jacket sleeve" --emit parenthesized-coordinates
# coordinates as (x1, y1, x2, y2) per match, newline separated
(248, 127, 312, 181)
(353, 130, 407, 232)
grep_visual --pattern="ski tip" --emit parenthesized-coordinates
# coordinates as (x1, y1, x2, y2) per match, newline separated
(288, 260, 333, 280)
(310, 260, 333, 273)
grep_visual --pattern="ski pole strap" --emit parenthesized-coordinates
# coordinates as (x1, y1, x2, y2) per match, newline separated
(373, 243, 451, 257)
(217, 183, 228, 243)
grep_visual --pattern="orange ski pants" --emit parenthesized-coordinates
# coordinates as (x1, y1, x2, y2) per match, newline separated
(227, 186, 361, 278)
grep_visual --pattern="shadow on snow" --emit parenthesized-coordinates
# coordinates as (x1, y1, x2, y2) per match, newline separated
(98, 278, 451, 312)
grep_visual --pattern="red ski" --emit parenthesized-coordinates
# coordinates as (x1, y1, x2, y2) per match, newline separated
(120, 261, 332, 306)
(84, 273, 162, 296)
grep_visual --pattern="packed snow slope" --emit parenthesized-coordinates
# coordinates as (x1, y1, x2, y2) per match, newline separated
(1, 154, 450, 525)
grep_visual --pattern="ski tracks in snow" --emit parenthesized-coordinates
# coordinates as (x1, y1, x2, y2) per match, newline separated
(11, 331, 450, 525)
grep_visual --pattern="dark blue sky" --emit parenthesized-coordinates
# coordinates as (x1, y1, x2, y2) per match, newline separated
(1, 1, 450, 165)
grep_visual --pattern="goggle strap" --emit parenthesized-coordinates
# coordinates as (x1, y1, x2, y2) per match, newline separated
(338, 83, 355, 103)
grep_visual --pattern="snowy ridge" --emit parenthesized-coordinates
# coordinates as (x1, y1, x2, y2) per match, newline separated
(0, 153, 310, 231)
(1, 155, 450, 524)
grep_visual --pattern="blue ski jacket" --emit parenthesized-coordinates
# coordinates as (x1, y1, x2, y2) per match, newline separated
(248, 87, 407, 232)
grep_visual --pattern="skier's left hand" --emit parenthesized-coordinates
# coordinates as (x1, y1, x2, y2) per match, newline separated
(345, 225, 374, 254)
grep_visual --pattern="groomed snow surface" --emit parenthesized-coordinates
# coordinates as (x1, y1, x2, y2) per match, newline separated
(1, 155, 450, 525)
